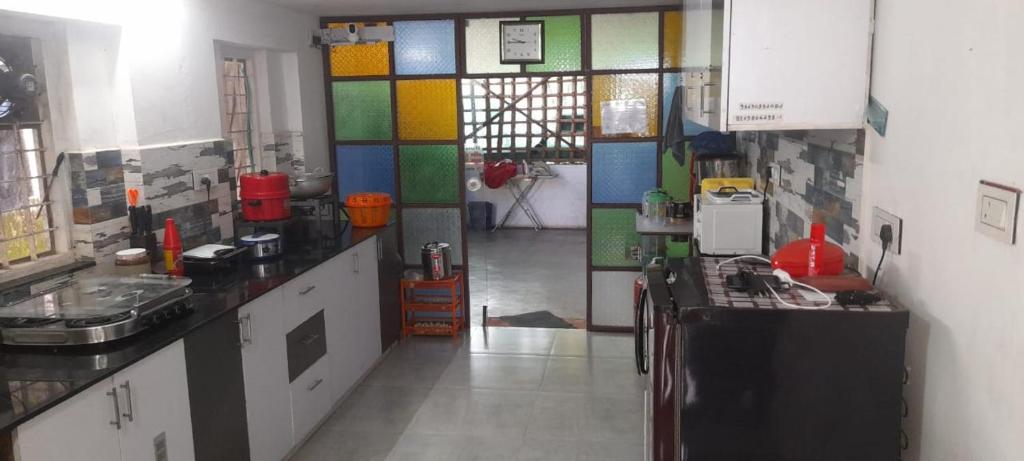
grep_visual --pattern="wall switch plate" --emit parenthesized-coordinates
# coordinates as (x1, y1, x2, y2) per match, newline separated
(871, 206, 903, 254)
(192, 168, 219, 191)
(976, 180, 1020, 245)
(767, 162, 782, 185)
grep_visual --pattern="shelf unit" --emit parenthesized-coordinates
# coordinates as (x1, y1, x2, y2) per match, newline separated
(400, 272, 464, 337)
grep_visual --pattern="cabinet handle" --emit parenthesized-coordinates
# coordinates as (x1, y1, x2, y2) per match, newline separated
(377, 238, 382, 261)
(353, 253, 359, 274)
(107, 388, 122, 430)
(306, 377, 324, 391)
(299, 285, 316, 295)
(701, 81, 718, 115)
(300, 333, 320, 345)
(237, 314, 253, 346)
(119, 381, 134, 422)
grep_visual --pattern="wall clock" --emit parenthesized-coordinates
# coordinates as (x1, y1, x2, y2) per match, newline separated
(499, 20, 544, 64)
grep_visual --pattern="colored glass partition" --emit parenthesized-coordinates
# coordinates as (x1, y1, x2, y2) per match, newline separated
(399, 145, 459, 204)
(592, 142, 658, 204)
(395, 79, 458, 140)
(394, 20, 457, 75)
(526, 15, 582, 73)
(465, 18, 520, 74)
(591, 13, 659, 70)
(592, 73, 660, 138)
(332, 81, 392, 140)
(329, 23, 391, 76)
(336, 145, 395, 199)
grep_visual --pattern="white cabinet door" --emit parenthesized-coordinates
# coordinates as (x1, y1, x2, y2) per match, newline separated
(289, 357, 330, 442)
(322, 248, 358, 402)
(239, 290, 294, 461)
(15, 379, 122, 461)
(115, 340, 195, 461)
(352, 238, 382, 375)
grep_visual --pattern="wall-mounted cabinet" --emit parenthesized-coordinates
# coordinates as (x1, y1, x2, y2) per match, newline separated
(683, 0, 873, 131)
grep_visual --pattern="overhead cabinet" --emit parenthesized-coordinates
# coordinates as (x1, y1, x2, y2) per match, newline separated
(683, 0, 874, 131)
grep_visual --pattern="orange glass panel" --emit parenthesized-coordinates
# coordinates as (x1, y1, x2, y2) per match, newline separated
(663, 11, 684, 68)
(329, 23, 391, 77)
(396, 79, 458, 140)
(592, 74, 660, 138)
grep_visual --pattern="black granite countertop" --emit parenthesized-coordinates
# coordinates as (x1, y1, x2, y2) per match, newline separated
(0, 220, 393, 434)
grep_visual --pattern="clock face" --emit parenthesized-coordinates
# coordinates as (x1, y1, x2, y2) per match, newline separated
(500, 21, 544, 64)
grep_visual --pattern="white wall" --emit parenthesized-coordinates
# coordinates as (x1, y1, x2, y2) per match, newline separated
(466, 165, 587, 229)
(861, 1, 1024, 460)
(0, 0, 326, 169)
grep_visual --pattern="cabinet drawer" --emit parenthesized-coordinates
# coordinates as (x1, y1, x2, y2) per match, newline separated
(286, 310, 327, 382)
(290, 357, 330, 443)
(282, 267, 328, 331)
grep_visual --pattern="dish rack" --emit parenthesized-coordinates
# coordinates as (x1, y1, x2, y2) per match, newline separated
(400, 272, 464, 337)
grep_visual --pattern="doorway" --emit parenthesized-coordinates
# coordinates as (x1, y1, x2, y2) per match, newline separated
(461, 76, 588, 328)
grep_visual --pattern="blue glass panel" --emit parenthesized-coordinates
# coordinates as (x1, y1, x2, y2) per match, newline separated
(592, 142, 658, 204)
(335, 145, 395, 200)
(394, 20, 456, 75)
(662, 73, 713, 136)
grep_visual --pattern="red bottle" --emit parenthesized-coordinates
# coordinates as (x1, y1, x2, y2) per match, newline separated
(807, 223, 826, 276)
(163, 218, 184, 276)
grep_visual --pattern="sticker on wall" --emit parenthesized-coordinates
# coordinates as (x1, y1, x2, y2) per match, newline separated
(731, 102, 785, 124)
(600, 99, 647, 135)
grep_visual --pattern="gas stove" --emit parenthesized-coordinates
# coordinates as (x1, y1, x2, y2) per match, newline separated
(0, 274, 193, 346)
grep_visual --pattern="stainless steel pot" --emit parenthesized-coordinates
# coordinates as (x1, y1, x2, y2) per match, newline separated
(694, 156, 745, 187)
(239, 232, 282, 259)
(289, 168, 335, 199)
(421, 242, 453, 280)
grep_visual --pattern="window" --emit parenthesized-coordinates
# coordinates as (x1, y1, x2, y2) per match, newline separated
(221, 57, 258, 174)
(0, 125, 54, 266)
(461, 75, 587, 163)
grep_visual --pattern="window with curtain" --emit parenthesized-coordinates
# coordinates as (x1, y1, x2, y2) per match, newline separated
(222, 58, 258, 174)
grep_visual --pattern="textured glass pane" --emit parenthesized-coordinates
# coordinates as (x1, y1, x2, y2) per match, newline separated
(592, 74, 659, 137)
(662, 145, 689, 204)
(526, 16, 581, 73)
(396, 79, 458, 140)
(592, 142, 657, 204)
(333, 81, 392, 140)
(394, 20, 456, 75)
(328, 23, 391, 77)
(591, 13, 659, 70)
(591, 208, 641, 267)
(336, 145, 395, 200)
(402, 207, 463, 265)
(663, 11, 684, 68)
(465, 18, 520, 74)
(399, 145, 458, 204)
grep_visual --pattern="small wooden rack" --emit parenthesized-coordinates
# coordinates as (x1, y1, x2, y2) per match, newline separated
(400, 272, 464, 337)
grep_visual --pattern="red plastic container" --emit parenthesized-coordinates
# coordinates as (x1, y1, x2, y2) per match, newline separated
(240, 170, 291, 221)
(345, 193, 392, 228)
(771, 224, 845, 278)
(163, 218, 184, 276)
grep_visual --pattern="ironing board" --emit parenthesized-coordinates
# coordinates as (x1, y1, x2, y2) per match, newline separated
(492, 173, 557, 231)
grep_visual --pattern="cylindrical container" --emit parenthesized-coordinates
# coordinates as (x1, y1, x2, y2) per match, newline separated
(239, 170, 291, 221)
(345, 193, 392, 228)
(115, 248, 151, 277)
(163, 218, 184, 276)
(239, 232, 282, 259)
(642, 189, 670, 220)
(807, 223, 826, 276)
(694, 155, 745, 190)
(420, 242, 453, 280)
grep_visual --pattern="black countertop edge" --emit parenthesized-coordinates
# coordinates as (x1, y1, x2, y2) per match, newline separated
(648, 257, 710, 315)
(0, 221, 394, 434)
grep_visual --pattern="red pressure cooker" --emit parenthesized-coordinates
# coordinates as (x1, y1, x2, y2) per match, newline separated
(239, 170, 291, 221)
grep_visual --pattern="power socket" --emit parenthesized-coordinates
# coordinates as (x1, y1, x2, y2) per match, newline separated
(871, 206, 903, 254)
(192, 169, 219, 191)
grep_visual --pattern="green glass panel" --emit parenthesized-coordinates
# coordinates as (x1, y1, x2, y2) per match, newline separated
(665, 240, 691, 258)
(333, 81, 392, 140)
(661, 144, 690, 203)
(591, 208, 641, 267)
(526, 16, 581, 73)
(399, 145, 459, 203)
(591, 13, 659, 70)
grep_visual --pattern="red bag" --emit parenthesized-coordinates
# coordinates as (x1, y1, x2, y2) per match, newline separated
(483, 160, 517, 189)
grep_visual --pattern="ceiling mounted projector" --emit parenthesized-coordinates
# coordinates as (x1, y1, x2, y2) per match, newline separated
(314, 24, 395, 48)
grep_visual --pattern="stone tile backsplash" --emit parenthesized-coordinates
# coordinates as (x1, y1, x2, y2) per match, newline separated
(738, 130, 864, 269)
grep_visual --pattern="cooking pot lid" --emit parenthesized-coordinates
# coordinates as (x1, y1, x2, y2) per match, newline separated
(241, 233, 280, 242)
(422, 242, 450, 250)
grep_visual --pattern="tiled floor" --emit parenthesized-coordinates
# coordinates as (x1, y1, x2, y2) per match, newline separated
(291, 327, 647, 461)
(467, 230, 587, 322)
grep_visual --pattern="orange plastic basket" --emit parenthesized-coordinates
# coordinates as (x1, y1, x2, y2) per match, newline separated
(345, 193, 392, 228)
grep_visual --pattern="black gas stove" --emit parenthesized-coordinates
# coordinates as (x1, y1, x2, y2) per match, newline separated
(0, 274, 193, 346)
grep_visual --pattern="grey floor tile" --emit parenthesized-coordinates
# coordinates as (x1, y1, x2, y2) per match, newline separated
(291, 428, 401, 461)
(362, 351, 456, 388)
(386, 433, 525, 461)
(322, 385, 433, 432)
(551, 330, 636, 358)
(541, 357, 646, 395)
(466, 327, 557, 355)
(406, 387, 537, 438)
(437, 353, 549, 390)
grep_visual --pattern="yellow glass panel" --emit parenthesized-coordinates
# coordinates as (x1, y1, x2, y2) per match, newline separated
(592, 74, 660, 138)
(396, 79, 457, 140)
(663, 11, 684, 68)
(329, 23, 391, 77)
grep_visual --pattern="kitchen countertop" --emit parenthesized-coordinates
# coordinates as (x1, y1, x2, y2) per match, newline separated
(0, 220, 394, 434)
(635, 213, 693, 236)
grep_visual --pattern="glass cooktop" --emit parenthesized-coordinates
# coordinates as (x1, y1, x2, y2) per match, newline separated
(0, 275, 192, 320)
